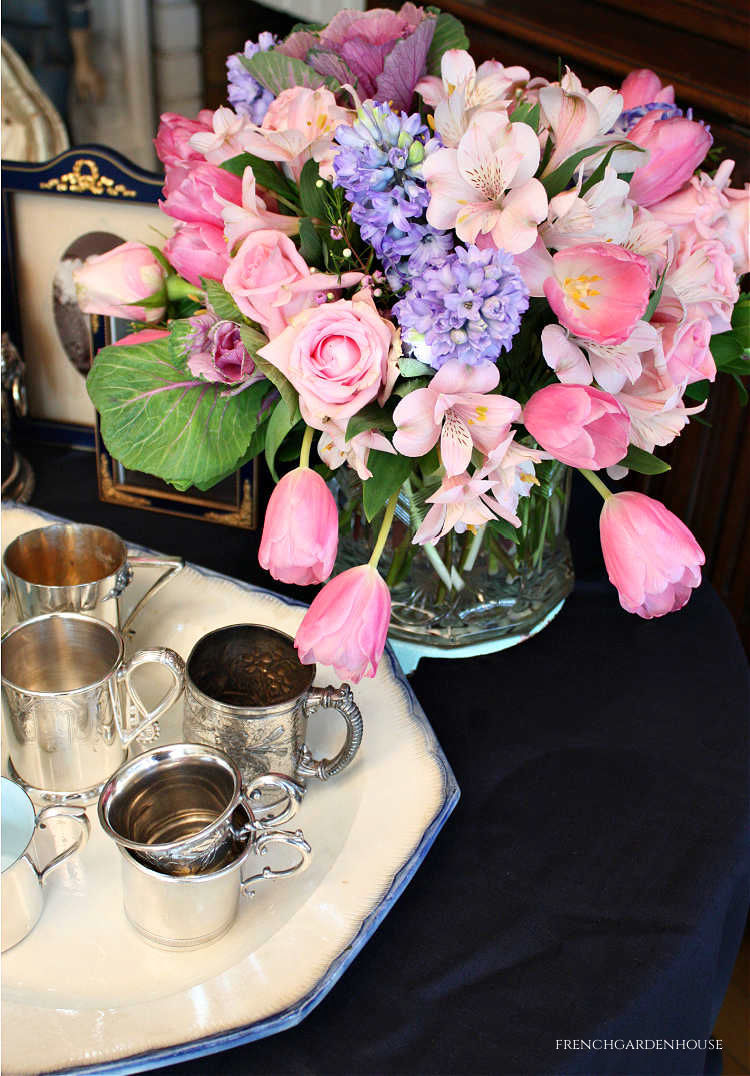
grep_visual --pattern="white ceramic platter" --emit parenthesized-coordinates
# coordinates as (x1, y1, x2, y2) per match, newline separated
(1, 504, 459, 1075)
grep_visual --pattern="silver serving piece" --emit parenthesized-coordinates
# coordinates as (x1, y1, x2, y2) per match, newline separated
(1, 776, 90, 952)
(183, 624, 363, 790)
(1, 613, 185, 804)
(98, 742, 305, 876)
(2, 522, 183, 632)
(118, 826, 311, 950)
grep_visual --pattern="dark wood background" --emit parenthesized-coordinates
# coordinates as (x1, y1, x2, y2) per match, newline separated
(199, 0, 750, 651)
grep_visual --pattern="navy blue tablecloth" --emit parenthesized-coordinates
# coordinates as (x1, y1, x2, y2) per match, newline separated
(18, 445, 750, 1076)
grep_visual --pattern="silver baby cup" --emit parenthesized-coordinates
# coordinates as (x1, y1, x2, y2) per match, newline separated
(98, 742, 305, 875)
(2, 522, 183, 631)
(1, 776, 90, 951)
(1, 613, 185, 804)
(118, 825, 311, 950)
(183, 624, 363, 789)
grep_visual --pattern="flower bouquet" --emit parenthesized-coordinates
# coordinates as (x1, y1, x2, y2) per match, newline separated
(76, 5, 749, 682)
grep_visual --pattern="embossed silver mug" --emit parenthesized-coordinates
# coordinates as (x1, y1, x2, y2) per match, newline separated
(183, 624, 363, 791)
(98, 742, 305, 875)
(2, 522, 183, 631)
(1, 613, 185, 804)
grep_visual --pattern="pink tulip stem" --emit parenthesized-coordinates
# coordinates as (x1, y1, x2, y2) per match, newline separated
(368, 490, 400, 569)
(299, 424, 314, 469)
(580, 468, 613, 501)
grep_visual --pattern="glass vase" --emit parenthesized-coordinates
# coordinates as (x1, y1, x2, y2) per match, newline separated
(333, 462, 574, 659)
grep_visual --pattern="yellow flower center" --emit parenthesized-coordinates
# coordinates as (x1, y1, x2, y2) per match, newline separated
(563, 274, 601, 310)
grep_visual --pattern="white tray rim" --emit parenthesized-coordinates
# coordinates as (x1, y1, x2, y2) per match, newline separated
(2, 504, 460, 1076)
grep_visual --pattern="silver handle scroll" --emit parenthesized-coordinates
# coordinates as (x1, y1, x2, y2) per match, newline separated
(298, 684, 363, 782)
(120, 554, 184, 635)
(32, 805, 91, 884)
(240, 828, 311, 893)
(115, 647, 186, 747)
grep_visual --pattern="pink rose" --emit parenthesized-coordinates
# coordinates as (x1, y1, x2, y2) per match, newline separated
(73, 241, 167, 323)
(543, 243, 652, 346)
(164, 223, 229, 287)
(184, 315, 263, 389)
(599, 491, 704, 618)
(656, 316, 715, 387)
(258, 290, 399, 429)
(223, 229, 361, 339)
(154, 110, 214, 169)
(619, 69, 674, 110)
(627, 113, 712, 207)
(258, 467, 339, 586)
(295, 565, 391, 683)
(523, 384, 631, 469)
(160, 163, 243, 228)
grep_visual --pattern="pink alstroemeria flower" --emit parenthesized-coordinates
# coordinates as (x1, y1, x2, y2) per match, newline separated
(477, 434, 549, 525)
(423, 111, 547, 254)
(541, 319, 661, 394)
(220, 166, 299, 250)
(538, 69, 626, 176)
(524, 384, 631, 469)
(392, 360, 522, 476)
(318, 422, 396, 481)
(543, 242, 652, 346)
(614, 364, 706, 453)
(599, 491, 704, 618)
(413, 471, 517, 545)
(295, 565, 391, 683)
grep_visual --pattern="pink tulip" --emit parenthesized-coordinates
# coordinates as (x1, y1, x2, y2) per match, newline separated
(619, 69, 674, 110)
(73, 242, 167, 323)
(627, 113, 712, 207)
(524, 384, 631, 469)
(599, 491, 704, 618)
(258, 467, 338, 586)
(295, 565, 391, 683)
(154, 110, 214, 168)
(543, 243, 652, 346)
(164, 223, 230, 288)
(160, 163, 243, 228)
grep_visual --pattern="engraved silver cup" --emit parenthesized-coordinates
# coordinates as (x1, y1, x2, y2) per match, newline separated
(183, 624, 364, 791)
(98, 742, 305, 875)
(1, 613, 185, 804)
(2, 522, 183, 632)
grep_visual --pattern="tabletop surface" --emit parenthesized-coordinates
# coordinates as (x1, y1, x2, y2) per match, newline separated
(6, 442, 750, 1076)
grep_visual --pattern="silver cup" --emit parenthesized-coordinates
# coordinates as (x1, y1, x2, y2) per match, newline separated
(1, 776, 90, 952)
(98, 742, 305, 876)
(1, 613, 185, 804)
(118, 827, 311, 950)
(2, 522, 183, 632)
(183, 624, 364, 792)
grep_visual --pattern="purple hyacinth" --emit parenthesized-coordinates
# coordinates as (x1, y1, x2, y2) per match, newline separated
(614, 101, 688, 134)
(227, 34, 276, 124)
(333, 102, 445, 286)
(394, 245, 530, 369)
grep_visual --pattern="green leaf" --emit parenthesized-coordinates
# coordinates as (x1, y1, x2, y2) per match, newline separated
(510, 102, 540, 133)
(345, 403, 396, 441)
(393, 376, 430, 397)
(426, 12, 469, 76)
(299, 159, 327, 218)
(298, 217, 324, 268)
(643, 269, 667, 323)
(580, 145, 619, 195)
(220, 152, 298, 206)
(363, 451, 416, 521)
(731, 372, 749, 405)
(241, 50, 340, 96)
(489, 517, 520, 543)
(265, 398, 302, 482)
(398, 357, 434, 378)
(542, 142, 636, 200)
(239, 325, 298, 421)
(683, 379, 711, 403)
(201, 279, 244, 322)
(710, 330, 742, 369)
(731, 294, 750, 350)
(617, 445, 671, 474)
(87, 338, 267, 491)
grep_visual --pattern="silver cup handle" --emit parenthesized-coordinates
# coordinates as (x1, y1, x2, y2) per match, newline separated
(240, 773, 305, 830)
(297, 684, 363, 781)
(32, 805, 91, 884)
(240, 828, 311, 894)
(115, 647, 186, 747)
(120, 554, 184, 636)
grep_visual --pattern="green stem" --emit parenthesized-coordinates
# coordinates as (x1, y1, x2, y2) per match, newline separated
(368, 490, 399, 569)
(533, 499, 550, 572)
(580, 468, 613, 501)
(299, 425, 314, 470)
(165, 275, 198, 301)
(464, 525, 486, 573)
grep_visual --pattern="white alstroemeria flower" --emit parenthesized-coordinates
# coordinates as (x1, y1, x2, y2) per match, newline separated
(542, 320, 663, 394)
(189, 106, 255, 164)
(542, 166, 633, 250)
